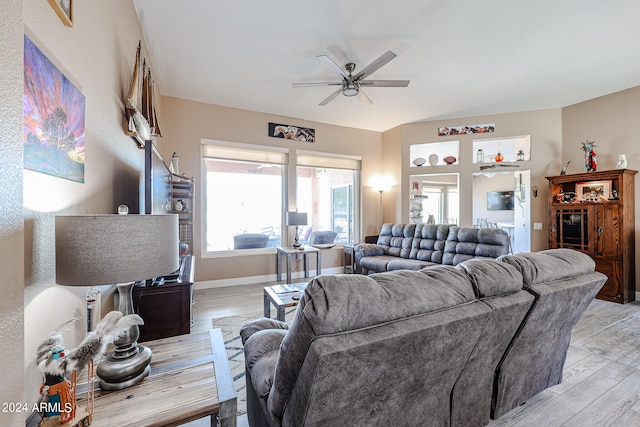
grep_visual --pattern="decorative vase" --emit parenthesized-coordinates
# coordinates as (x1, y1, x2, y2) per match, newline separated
(428, 154, 439, 166)
(495, 153, 504, 163)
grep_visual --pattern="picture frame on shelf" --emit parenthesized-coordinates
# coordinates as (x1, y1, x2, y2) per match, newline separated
(48, 0, 73, 27)
(575, 180, 612, 202)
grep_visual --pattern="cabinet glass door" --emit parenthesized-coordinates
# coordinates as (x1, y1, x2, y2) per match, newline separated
(554, 208, 591, 251)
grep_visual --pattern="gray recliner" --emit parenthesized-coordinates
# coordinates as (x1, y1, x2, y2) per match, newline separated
(308, 230, 337, 245)
(233, 233, 269, 249)
(491, 249, 607, 419)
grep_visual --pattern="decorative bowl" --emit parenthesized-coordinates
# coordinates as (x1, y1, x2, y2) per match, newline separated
(412, 157, 426, 166)
(443, 156, 457, 165)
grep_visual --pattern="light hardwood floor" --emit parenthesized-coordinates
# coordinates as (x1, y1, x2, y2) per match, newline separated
(191, 284, 640, 426)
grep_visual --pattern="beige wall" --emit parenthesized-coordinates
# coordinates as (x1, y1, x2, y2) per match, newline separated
(563, 86, 640, 292)
(159, 96, 383, 284)
(19, 0, 152, 416)
(382, 109, 563, 252)
(1, 0, 25, 425)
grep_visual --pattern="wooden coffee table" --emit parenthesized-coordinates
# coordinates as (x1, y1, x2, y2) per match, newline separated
(264, 283, 307, 321)
(76, 329, 237, 427)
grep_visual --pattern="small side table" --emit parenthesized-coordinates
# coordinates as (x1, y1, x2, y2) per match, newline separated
(343, 244, 356, 274)
(74, 329, 237, 427)
(276, 246, 321, 284)
(264, 283, 307, 321)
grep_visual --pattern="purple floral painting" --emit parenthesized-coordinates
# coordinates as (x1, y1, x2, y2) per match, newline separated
(23, 35, 85, 182)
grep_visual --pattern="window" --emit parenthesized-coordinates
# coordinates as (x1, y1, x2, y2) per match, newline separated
(202, 143, 360, 253)
(203, 142, 286, 252)
(296, 152, 360, 244)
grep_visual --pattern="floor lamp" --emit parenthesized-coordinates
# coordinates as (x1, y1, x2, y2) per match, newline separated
(378, 189, 384, 230)
(372, 184, 388, 230)
(55, 213, 179, 390)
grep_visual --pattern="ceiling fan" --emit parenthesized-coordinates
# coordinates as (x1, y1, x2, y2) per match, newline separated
(293, 50, 409, 106)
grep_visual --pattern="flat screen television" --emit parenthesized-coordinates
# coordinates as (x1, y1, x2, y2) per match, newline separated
(144, 142, 172, 214)
(487, 191, 514, 211)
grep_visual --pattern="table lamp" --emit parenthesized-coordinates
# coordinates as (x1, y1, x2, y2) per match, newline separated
(286, 211, 307, 248)
(55, 213, 178, 390)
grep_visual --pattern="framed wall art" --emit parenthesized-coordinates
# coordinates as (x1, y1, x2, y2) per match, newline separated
(23, 35, 85, 182)
(48, 0, 73, 27)
(575, 180, 612, 202)
(268, 122, 315, 142)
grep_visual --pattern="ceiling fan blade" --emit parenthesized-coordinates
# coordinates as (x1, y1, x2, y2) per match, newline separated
(360, 79, 410, 87)
(357, 89, 373, 106)
(317, 55, 348, 79)
(319, 88, 342, 106)
(353, 50, 397, 80)
(292, 82, 342, 88)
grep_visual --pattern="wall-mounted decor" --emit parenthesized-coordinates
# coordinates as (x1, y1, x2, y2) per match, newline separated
(438, 123, 495, 136)
(124, 42, 162, 148)
(23, 35, 85, 183)
(269, 122, 315, 142)
(48, 0, 73, 27)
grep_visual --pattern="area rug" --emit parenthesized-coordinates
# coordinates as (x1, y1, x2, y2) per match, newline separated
(212, 310, 295, 417)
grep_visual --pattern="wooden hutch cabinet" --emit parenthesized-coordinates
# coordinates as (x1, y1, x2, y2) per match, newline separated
(546, 169, 637, 303)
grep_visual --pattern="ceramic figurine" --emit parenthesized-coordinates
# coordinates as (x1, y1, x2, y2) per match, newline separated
(616, 154, 628, 169)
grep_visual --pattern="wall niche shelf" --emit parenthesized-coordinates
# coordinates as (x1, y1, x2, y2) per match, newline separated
(473, 135, 531, 164)
(410, 140, 459, 167)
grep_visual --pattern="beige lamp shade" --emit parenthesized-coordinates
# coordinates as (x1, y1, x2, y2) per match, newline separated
(55, 214, 179, 286)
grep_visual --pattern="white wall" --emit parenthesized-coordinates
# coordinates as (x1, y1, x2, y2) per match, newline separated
(0, 1, 25, 425)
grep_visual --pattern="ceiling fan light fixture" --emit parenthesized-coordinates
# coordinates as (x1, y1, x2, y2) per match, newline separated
(342, 81, 359, 97)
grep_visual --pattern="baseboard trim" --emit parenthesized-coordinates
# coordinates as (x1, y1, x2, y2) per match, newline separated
(194, 267, 345, 290)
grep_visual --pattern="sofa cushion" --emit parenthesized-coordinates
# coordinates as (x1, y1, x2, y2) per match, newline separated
(498, 248, 596, 288)
(387, 258, 437, 271)
(410, 224, 451, 262)
(456, 258, 523, 298)
(360, 255, 398, 272)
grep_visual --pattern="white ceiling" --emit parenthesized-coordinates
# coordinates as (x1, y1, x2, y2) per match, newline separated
(133, 0, 640, 132)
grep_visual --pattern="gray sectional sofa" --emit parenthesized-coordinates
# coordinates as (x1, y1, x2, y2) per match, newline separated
(240, 249, 606, 427)
(355, 223, 510, 274)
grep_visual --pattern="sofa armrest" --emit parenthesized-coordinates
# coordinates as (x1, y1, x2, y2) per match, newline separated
(354, 243, 385, 257)
(244, 329, 287, 398)
(240, 317, 289, 345)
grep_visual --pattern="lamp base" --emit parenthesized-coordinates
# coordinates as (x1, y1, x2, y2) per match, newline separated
(291, 226, 302, 248)
(97, 344, 152, 391)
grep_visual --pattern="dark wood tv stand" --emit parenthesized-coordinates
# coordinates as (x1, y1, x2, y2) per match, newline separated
(133, 255, 194, 341)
